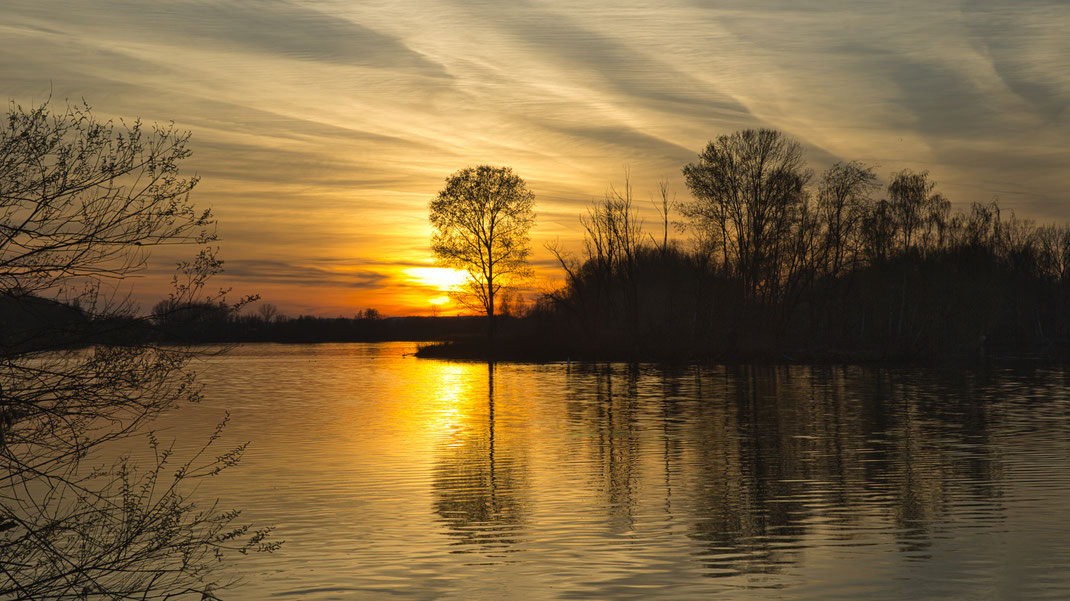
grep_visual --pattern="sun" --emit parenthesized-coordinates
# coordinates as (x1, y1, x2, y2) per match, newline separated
(429, 296, 451, 305)
(404, 267, 469, 291)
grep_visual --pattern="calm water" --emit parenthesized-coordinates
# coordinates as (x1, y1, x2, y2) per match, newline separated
(139, 342, 1070, 600)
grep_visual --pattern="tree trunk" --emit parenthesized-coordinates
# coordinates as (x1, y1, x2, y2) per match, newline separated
(487, 266, 496, 358)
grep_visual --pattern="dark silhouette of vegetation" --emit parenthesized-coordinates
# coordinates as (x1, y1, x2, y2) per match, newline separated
(148, 302, 487, 344)
(422, 129, 1070, 363)
(681, 129, 810, 304)
(0, 99, 274, 600)
(0, 293, 486, 347)
(429, 165, 535, 350)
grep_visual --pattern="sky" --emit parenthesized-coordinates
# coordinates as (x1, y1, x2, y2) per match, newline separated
(2, 0, 1069, 316)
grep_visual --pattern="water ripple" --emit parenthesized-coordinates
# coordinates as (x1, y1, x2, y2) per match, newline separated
(106, 344, 1070, 600)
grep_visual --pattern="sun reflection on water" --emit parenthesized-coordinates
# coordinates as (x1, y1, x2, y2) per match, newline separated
(421, 361, 487, 439)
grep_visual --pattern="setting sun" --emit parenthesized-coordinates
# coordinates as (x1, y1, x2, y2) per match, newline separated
(404, 267, 469, 292)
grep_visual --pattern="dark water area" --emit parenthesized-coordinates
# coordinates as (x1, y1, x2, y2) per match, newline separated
(141, 343, 1070, 600)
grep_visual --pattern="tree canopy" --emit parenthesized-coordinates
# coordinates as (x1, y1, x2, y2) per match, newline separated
(681, 129, 810, 302)
(429, 165, 535, 337)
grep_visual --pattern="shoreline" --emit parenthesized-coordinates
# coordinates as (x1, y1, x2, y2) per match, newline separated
(411, 337, 1058, 367)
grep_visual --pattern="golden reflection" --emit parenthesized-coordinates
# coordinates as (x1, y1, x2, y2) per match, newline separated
(431, 363, 528, 557)
(423, 361, 485, 438)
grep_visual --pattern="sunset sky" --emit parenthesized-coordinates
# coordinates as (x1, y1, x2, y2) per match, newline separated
(3, 0, 1068, 316)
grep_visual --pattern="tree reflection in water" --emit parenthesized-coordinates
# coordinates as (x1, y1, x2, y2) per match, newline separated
(560, 364, 1004, 580)
(431, 362, 527, 557)
(425, 359, 1009, 581)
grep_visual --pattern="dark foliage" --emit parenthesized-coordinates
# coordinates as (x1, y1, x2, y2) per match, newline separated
(148, 304, 486, 344)
(462, 131, 1070, 363)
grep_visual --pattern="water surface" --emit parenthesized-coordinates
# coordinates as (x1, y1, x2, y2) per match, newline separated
(141, 343, 1070, 600)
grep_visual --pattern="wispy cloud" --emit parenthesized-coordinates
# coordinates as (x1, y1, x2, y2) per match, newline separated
(220, 259, 388, 289)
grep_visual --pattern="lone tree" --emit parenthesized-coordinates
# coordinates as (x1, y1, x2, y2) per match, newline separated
(0, 100, 273, 600)
(430, 165, 535, 344)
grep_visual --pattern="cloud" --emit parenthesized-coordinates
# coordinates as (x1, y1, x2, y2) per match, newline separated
(219, 259, 388, 289)
(961, 0, 1070, 123)
(4, 0, 448, 75)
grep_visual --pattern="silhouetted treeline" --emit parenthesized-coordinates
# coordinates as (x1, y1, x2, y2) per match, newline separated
(424, 130, 1070, 362)
(0, 295, 486, 347)
(147, 301, 487, 343)
(0, 292, 157, 352)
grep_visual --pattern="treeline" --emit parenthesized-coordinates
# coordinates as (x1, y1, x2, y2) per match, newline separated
(442, 129, 1070, 362)
(0, 295, 484, 348)
(148, 301, 485, 343)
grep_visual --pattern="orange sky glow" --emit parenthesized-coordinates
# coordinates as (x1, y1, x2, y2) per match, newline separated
(3, 1, 1069, 316)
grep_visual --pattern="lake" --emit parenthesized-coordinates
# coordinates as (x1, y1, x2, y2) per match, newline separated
(142, 342, 1070, 600)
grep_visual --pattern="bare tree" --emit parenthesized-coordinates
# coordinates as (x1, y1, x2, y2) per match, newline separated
(816, 161, 879, 275)
(0, 100, 274, 600)
(256, 302, 280, 323)
(429, 165, 535, 343)
(649, 179, 676, 256)
(887, 169, 950, 253)
(681, 129, 810, 302)
(581, 173, 644, 281)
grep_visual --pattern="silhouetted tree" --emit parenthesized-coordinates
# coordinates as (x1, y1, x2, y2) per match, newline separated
(681, 129, 811, 302)
(650, 179, 676, 256)
(0, 99, 273, 600)
(257, 302, 280, 323)
(429, 165, 535, 345)
(886, 169, 950, 252)
(816, 161, 879, 276)
(358, 307, 381, 320)
(582, 172, 644, 276)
